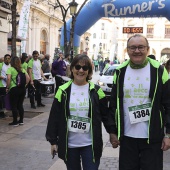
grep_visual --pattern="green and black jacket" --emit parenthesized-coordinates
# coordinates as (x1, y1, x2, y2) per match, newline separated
(46, 81, 115, 162)
(109, 58, 170, 143)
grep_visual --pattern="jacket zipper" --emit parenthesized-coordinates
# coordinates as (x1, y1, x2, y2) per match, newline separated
(147, 68, 159, 144)
(64, 91, 68, 161)
(89, 90, 95, 163)
(117, 70, 121, 140)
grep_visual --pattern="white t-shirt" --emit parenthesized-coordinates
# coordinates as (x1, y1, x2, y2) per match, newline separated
(68, 83, 92, 148)
(123, 63, 151, 138)
(1, 63, 11, 87)
(32, 60, 41, 80)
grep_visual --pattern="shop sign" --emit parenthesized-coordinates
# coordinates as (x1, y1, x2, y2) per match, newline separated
(0, 0, 12, 14)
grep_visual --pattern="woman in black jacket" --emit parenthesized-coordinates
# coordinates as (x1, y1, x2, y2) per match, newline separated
(46, 54, 115, 170)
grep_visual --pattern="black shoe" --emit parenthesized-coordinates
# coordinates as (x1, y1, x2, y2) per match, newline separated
(0, 112, 6, 118)
(31, 104, 36, 109)
(9, 122, 19, 127)
(18, 120, 24, 125)
(37, 103, 45, 107)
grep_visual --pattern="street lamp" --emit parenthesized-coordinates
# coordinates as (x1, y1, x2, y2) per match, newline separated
(69, 1, 78, 15)
(69, 0, 78, 62)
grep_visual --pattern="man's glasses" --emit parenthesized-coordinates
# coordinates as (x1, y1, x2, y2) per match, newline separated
(127, 45, 148, 52)
(75, 65, 89, 71)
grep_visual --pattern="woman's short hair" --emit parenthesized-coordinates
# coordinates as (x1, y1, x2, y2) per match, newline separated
(70, 54, 93, 81)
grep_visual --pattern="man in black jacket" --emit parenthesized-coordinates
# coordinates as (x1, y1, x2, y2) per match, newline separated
(109, 34, 170, 170)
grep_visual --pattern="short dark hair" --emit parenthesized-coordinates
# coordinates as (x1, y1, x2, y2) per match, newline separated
(4, 54, 11, 59)
(70, 54, 93, 81)
(22, 53, 27, 57)
(165, 59, 170, 71)
(32, 50, 39, 55)
(148, 54, 156, 60)
(127, 34, 149, 47)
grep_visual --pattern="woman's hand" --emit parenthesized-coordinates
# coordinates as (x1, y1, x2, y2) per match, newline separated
(51, 145, 58, 159)
(30, 81, 34, 86)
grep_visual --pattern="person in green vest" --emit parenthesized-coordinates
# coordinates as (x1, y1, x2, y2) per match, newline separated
(6, 56, 30, 126)
(0, 54, 11, 118)
(102, 60, 110, 73)
(94, 59, 99, 72)
(21, 53, 28, 72)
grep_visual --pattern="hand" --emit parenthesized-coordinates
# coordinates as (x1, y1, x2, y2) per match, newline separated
(30, 81, 34, 85)
(161, 137, 170, 151)
(6, 88, 9, 93)
(110, 133, 120, 148)
(51, 145, 58, 158)
(44, 77, 48, 81)
(58, 57, 62, 61)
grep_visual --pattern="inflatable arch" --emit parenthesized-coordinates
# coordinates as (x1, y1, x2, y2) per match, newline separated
(60, 0, 170, 48)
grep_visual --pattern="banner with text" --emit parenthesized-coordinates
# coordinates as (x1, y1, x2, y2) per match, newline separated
(17, 0, 31, 54)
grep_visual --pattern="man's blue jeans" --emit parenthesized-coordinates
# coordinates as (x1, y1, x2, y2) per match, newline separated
(65, 145, 100, 170)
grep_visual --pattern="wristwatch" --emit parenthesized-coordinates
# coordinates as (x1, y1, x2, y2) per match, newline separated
(164, 134, 170, 138)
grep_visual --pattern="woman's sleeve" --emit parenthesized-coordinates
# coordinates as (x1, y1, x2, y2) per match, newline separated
(45, 98, 60, 145)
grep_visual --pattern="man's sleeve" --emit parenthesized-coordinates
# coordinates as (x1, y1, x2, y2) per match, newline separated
(28, 60, 33, 69)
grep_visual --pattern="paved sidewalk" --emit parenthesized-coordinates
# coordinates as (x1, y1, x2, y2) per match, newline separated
(0, 71, 170, 170)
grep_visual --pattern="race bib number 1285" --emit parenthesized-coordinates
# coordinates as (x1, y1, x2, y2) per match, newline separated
(68, 115, 90, 133)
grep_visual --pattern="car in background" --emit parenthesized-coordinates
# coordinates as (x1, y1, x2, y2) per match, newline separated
(97, 64, 120, 98)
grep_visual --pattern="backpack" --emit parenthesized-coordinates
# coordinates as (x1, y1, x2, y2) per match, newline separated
(16, 72, 26, 88)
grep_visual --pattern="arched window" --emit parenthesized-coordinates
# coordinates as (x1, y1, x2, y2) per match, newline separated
(101, 23, 105, 30)
(93, 33, 96, 38)
(40, 30, 47, 54)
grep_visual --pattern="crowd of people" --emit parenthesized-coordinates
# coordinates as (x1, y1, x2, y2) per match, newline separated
(92, 57, 120, 74)
(0, 50, 71, 126)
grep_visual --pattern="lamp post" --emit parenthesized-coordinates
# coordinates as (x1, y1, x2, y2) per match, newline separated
(69, 0, 78, 62)
(11, 0, 18, 57)
(54, 0, 78, 57)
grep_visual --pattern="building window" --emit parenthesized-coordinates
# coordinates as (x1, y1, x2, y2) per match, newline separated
(104, 33, 107, 39)
(165, 25, 170, 38)
(103, 43, 106, 50)
(101, 23, 105, 30)
(147, 25, 154, 38)
(93, 33, 96, 38)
